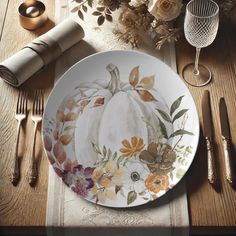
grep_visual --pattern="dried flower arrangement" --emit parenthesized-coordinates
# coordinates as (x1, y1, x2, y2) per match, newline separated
(71, 0, 236, 49)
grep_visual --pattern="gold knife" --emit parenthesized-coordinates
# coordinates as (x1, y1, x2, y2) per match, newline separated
(202, 90, 217, 185)
(219, 97, 235, 184)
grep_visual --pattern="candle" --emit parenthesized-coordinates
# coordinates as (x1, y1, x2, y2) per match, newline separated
(26, 6, 40, 17)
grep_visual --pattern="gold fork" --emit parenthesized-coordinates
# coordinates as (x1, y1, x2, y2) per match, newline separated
(27, 89, 44, 186)
(11, 91, 27, 185)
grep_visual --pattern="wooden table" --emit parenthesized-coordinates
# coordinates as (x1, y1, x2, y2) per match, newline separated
(0, 1, 236, 235)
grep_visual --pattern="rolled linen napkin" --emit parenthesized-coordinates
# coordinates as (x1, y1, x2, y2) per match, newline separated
(0, 18, 85, 87)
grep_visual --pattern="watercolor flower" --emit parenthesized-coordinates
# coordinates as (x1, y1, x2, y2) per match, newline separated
(139, 142, 176, 175)
(91, 161, 125, 202)
(64, 165, 94, 198)
(145, 174, 169, 193)
(120, 136, 145, 157)
(123, 160, 149, 193)
(92, 161, 125, 188)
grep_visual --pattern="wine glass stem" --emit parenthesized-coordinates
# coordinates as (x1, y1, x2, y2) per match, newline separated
(194, 47, 201, 75)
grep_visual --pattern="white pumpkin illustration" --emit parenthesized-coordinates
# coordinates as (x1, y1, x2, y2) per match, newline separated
(73, 64, 173, 167)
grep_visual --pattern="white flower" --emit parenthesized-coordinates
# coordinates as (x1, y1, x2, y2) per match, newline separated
(123, 159, 150, 193)
(129, 0, 147, 7)
(148, 0, 183, 21)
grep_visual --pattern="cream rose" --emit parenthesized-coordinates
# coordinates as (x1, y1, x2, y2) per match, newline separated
(129, 0, 147, 7)
(148, 0, 182, 21)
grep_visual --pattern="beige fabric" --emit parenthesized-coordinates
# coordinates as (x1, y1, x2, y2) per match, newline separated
(46, 2, 190, 236)
(25, 35, 62, 65)
(0, 19, 84, 87)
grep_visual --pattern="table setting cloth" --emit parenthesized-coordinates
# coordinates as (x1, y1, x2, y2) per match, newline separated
(45, 1, 190, 235)
(1, 0, 236, 235)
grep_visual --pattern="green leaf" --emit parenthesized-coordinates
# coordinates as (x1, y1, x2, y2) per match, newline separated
(91, 142, 101, 155)
(170, 95, 185, 116)
(127, 191, 137, 205)
(123, 158, 129, 166)
(102, 146, 107, 157)
(106, 8, 112, 14)
(92, 11, 101, 16)
(176, 168, 186, 179)
(71, 6, 79, 13)
(158, 118, 168, 139)
(97, 6, 105, 12)
(87, 0, 93, 7)
(64, 126, 76, 131)
(185, 146, 192, 154)
(157, 109, 172, 123)
(169, 129, 194, 138)
(112, 151, 117, 160)
(97, 15, 105, 26)
(105, 14, 112, 22)
(82, 5, 87, 12)
(107, 148, 112, 159)
(172, 109, 188, 123)
(78, 10, 84, 20)
(117, 156, 124, 168)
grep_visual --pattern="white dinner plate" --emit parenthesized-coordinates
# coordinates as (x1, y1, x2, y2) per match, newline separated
(42, 50, 199, 208)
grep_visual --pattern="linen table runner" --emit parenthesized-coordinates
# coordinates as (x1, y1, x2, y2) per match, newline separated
(46, 1, 189, 235)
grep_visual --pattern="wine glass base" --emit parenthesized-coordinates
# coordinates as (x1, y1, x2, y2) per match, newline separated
(182, 63, 212, 87)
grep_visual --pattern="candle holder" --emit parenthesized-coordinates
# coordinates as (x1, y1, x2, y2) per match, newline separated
(18, 0, 48, 30)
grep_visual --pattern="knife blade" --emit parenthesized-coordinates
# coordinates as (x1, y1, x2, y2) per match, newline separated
(219, 97, 235, 184)
(201, 90, 217, 185)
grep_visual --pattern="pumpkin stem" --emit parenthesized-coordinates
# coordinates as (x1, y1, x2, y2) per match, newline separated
(106, 64, 121, 94)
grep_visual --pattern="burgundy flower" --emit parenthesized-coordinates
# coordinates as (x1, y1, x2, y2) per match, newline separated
(63, 164, 94, 197)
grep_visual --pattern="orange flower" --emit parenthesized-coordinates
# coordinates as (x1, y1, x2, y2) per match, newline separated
(120, 136, 145, 157)
(145, 174, 169, 193)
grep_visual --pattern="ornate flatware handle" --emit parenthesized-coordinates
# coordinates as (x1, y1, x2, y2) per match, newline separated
(206, 137, 217, 184)
(28, 161, 37, 186)
(222, 137, 235, 184)
(10, 122, 21, 185)
(11, 156, 20, 185)
(27, 122, 38, 186)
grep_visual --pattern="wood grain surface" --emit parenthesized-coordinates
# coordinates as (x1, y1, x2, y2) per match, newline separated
(176, 20, 236, 231)
(0, 0, 236, 235)
(0, 0, 54, 227)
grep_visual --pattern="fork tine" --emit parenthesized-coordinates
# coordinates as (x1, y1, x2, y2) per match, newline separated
(36, 90, 40, 114)
(41, 89, 44, 113)
(38, 90, 42, 114)
(20, 91, 24, 114)
(23, 91, 27, 114)
(33, 90, 37, 115)
(16, 92, 20, 114)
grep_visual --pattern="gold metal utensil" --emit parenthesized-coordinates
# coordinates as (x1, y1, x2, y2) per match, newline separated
(27, 89, 44, 186)
(11, 91, 27, 185)
(219, 97, 235, 185)
(201, 90, 217, 185)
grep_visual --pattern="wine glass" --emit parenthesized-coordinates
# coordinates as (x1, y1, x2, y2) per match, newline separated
(182, 0, 219, 87)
